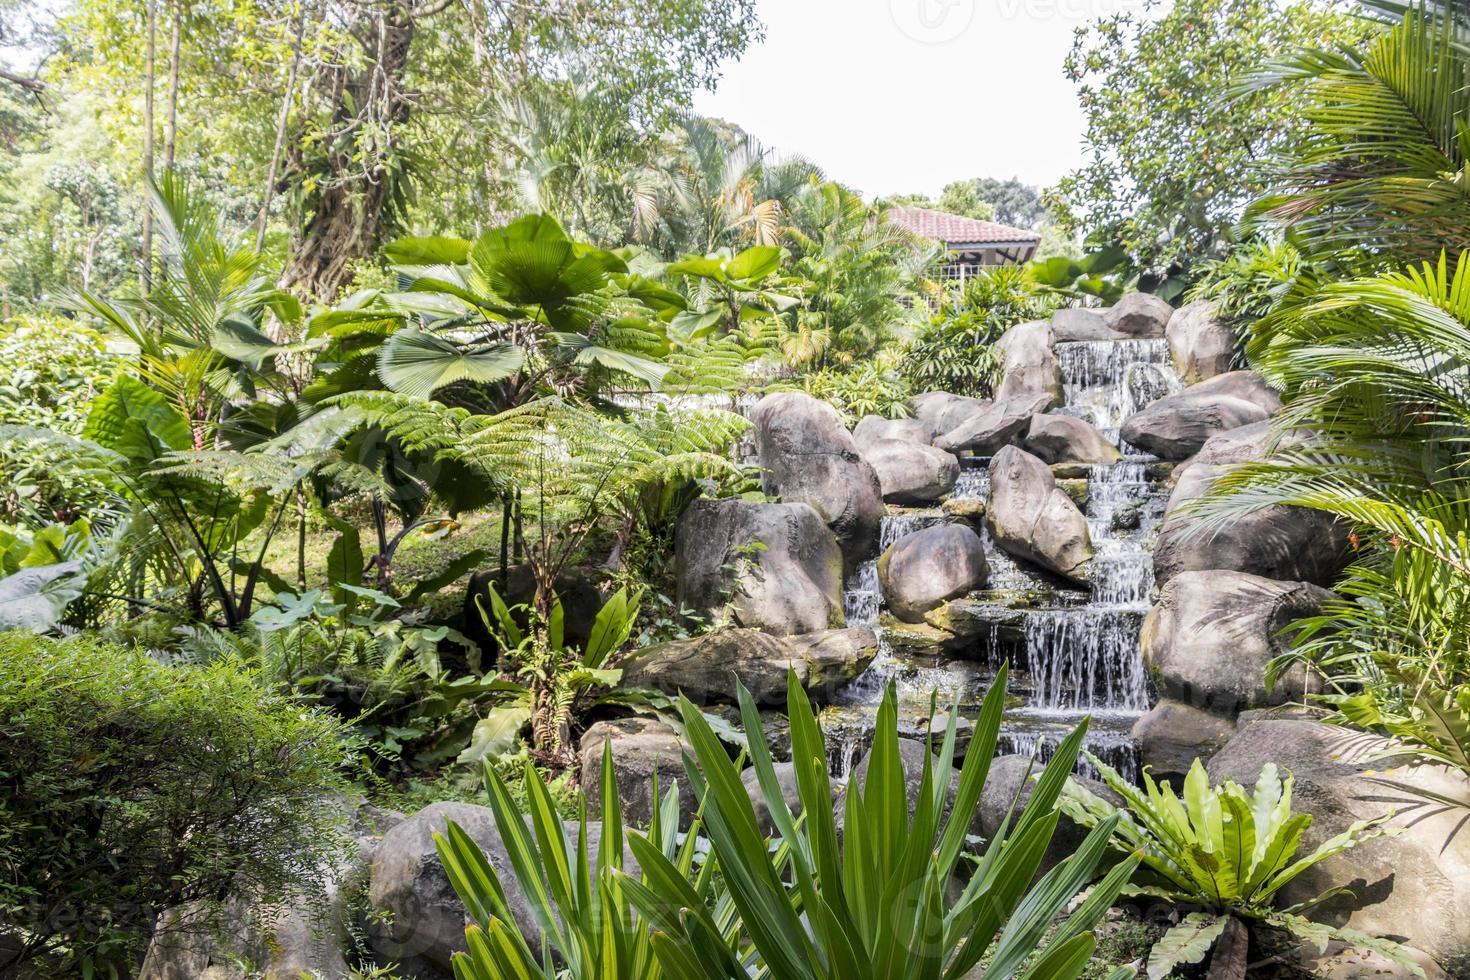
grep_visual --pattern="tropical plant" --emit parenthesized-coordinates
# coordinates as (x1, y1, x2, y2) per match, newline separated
(782, 182, 938, 368)
(620, 666, 1142, 980)
(798, 363, 913, 422)
(1186, 237, 1310, 328)
(1026, 245, 1132, 305)
(71, 173, 311, 451)
(1061, 757, 1415, 980)
(0, 314, 121, 433)
(633, 114, 819, 256)
(340, 393, 747, 619)
(471, 583, 641, 762)
(903, 265, 1051, 398)
(433, 745, 729, 980)
(0, 630, 349, 976)
(1243, 0, 1470, 269)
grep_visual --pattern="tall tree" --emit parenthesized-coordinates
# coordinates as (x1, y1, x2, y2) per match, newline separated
(1050, 0, 1369, 285)
(277, 0, 764, 299)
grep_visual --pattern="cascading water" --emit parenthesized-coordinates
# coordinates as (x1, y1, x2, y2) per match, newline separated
(1055, 339, 1180, 449)
(830, 334, 1178, 784)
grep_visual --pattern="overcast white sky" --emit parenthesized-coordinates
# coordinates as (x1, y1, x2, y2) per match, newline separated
(692, 0, 1144, 199)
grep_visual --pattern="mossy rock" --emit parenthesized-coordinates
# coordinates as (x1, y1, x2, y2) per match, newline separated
(1056, 478, 1089, 509)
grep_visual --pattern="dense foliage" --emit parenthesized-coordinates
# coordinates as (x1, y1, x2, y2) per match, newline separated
(1052, 0, 1369, 289)
(0, 630, 349, 976)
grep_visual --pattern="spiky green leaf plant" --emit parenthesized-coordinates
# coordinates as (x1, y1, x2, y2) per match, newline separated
(434, 744, 733, 980)
(1061, 757, 1419, 979)
(621, 665, 1141, 980)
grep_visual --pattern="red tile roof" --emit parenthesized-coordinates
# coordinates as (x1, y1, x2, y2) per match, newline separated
(886, 205, 1040, 246)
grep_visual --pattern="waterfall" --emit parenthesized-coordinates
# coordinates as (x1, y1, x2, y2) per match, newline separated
(824, 330, 1178, 785)
(1021, 607, 1150, 713)
(1055, 339, 1179, 438)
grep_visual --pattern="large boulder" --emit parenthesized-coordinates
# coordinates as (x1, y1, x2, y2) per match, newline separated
(750, 391, 884, 570)
(1120, 371, 1281, 460)
(619, 627, 877, 706)
(1208, 720, 1470, 962)
(1152, 422, 1353, 588)
(861, 438, 960, 504)
(1023, 414, 1122, 465)
(1131, 700, 1237, 782)
(141, 801, 399, 980)
(1102, 292, 1173, 338)
(1142, 570, 1334, 716)
(1166, 300, 1234, 383)
(876, 524, 988, 623)
(932, 393, 1054, 454)
(985, 446, 1093, 583)
(912, 391, 988, 440)
(853, 414, 931, 447)
(579, 717, 696, 826)
(1051, 307, 1121, 343)
(993, 320, 1063, 406)
(367, 803, 531, 972)
(675, 497, 844, 636)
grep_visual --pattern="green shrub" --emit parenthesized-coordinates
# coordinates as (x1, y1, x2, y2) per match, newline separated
(798, 362, 913, 421)
(903, 266, 1054, 398)
(0, 631, 351, 976)
(1061, 756, 1418, 979)
(0, 315, 121, 434)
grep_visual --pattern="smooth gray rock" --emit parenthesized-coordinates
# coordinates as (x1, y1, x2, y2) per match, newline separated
(620, 627, 877, 707)
(985, 446, 1092, 582)
(876, 524, 988, 623)
(1166, 300, 1234, 383)
(1131, 699, 1237, 781)
(912, 391, 989, 440)
(368, 802, 535, 972)
(579, 718, 695, 827)
(1023, 413, 1122, 465)
(1102, 292, 1173, 338)
(1141, 570, 1334, 716)
(993, 320, 1063, 406)
(1208, 720, 1470, 962)
(978, 756, 1122, 875)
(1153, 421, 1353, 588)
(1120, 371, 1281, 460)
(142, 801, 398, 980)
(1051, 307, 1122, 342)
(932, 393, 1054, 455)
(861, 438, 960, 504)
(742, 762, 806, 835)
(750, 391, 884, 571)
(675, 497, 844, 636)
(853, 414, 931, 447)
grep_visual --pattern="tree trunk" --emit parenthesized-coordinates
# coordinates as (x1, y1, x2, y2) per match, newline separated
(1206, 916, 1249, 980)
(163, 0, 181, 170)
(140, 0, 157, 296)
(280, 4, 416, 299)
(256, 1, 307, 250)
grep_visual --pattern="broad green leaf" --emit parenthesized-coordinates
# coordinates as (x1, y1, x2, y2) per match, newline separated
(456, 707, 531, 765)
(383, 235, 472, 266)
(83, 376, 192, 465)
(377, 330, 525, 398)
(1147, 913, 1227, 980)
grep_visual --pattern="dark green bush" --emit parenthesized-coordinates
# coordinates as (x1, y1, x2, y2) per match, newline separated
(0, 631, 351, 976)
